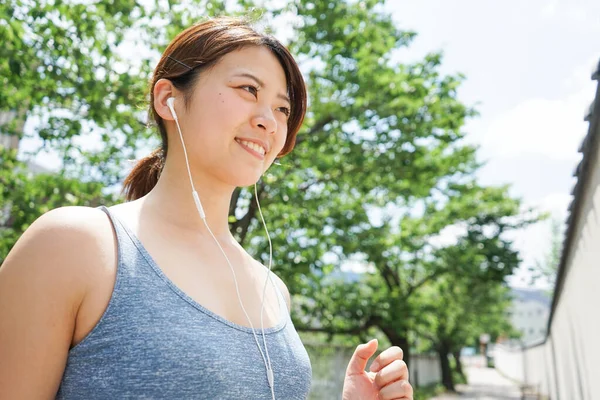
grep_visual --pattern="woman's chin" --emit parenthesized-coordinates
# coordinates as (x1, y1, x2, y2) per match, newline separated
(233, 173, 263, 188)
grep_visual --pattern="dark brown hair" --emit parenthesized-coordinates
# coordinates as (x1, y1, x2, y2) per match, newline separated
(122, 17, 307, 201)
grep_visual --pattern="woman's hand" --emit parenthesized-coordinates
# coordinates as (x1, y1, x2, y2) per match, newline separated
(342, 339, 413, 400)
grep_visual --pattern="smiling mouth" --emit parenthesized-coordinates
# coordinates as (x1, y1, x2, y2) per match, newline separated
(235, 139, 267, 158)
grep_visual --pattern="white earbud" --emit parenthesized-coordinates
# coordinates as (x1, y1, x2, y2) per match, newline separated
(166, 97, 178, 121)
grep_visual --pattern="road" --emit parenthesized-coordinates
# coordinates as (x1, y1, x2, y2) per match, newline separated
(431, 365, 524, 400)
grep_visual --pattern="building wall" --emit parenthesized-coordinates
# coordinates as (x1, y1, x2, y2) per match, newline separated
(494, 64, 600, 400)
(410, 354, 441, 387)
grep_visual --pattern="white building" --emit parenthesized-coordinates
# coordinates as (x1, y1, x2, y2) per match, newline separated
(509, 288, 551, 345)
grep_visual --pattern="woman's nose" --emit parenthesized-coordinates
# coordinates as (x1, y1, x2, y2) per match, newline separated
(251, 109, 277, 134)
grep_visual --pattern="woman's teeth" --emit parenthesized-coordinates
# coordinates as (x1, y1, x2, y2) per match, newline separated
(238, 139, 266, 156)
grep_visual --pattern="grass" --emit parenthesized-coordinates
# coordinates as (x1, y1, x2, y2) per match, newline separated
(413, 383, 446, 399)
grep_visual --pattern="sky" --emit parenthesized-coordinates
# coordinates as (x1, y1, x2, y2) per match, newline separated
(383, 0, 600, 288)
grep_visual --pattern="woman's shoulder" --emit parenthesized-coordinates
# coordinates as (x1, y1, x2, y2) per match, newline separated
(13, 205, 111, 242)
(2, 206, 116, 288)
(20, 206, 113, 251)
(34, 205, 109, 230)
(0, 206, 119, 397)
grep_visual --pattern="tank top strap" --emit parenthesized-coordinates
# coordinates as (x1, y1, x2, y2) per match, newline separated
(97, 205, 127, 245)
(266, 269, 290, 318)
(96, 205, 143, 279)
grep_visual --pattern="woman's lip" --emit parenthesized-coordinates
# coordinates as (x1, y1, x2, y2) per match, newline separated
(236, 139, 266, 160)
(235, 137, 269, 153)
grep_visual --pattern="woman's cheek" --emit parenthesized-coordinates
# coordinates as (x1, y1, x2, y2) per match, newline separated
(276, 125, 288, 148)
(216, 91, 245, 113)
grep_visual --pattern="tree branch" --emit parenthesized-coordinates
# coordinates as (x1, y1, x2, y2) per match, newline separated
(405, 268, 447, 299)
(379, 261, 400, 291)
(388, 261, 401, 286)
(297, 177, 320, 192)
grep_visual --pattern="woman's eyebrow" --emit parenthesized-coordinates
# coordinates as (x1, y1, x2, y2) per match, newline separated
(233, 72, 291, 105)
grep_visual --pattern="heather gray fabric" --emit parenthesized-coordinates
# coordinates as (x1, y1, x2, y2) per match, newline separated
(56, 206, 312, 399)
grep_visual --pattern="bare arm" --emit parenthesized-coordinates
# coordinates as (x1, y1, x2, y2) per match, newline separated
(0, 207, 110, 399)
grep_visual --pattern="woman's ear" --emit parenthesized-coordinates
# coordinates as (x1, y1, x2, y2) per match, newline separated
(154, 79, 177, 121)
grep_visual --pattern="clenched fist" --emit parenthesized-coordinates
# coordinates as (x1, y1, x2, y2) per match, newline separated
(342, 339, 413, 400)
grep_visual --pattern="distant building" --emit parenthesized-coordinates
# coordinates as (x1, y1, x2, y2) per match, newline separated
(509, 288, 551, 345)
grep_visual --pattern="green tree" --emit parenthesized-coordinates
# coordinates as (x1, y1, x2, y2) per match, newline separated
(418, 248, 520, 390)
(290, 181, 536, 368)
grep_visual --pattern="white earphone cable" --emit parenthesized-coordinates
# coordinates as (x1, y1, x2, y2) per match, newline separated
(255, 182, 277, 393)
(171, 106, 277, 400)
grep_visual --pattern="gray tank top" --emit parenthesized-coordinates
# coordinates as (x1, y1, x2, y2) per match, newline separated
(56, 206, 312, 399)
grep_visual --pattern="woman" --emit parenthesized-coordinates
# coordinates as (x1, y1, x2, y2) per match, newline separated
(0, 17, 412, 400)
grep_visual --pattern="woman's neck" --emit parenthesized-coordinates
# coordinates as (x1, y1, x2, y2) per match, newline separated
(143, 159, 236, 240)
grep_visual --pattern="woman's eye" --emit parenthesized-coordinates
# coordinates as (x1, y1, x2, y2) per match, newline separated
(240, 85, 258, 97)
(278, 107, 291, 117)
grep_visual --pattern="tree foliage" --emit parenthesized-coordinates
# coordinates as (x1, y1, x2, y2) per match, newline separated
(0, 148, 113, 263)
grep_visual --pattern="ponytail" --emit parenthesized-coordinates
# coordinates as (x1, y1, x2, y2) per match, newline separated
(122, 148, 165, 201)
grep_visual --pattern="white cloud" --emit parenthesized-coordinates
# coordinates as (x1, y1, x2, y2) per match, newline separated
(480, 87, 591, 162)
(563, 56, 600, 91)
(540, 0, 600, 31)
(541, 0, 559, 18)
(564, 2, 600, 28)
(479, 55, 598, 163)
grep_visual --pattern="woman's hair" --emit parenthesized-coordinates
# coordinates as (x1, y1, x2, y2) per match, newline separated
(122, 17, 307, 201)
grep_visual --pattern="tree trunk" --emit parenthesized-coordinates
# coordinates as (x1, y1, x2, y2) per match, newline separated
(228, 187, 242, 219)
(382, 330, 411, 367)
(452, 349, 465, 381)
(437, 342, 455, 392)
(232, 185, 262, 246)
(393, 337, 411, 368)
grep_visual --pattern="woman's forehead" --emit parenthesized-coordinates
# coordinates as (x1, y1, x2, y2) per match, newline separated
(216, 47, 288, 91)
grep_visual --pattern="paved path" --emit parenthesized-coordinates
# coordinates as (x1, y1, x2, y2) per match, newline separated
(431, 366, 523, 400)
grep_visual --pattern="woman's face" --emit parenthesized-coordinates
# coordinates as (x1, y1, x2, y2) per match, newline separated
(173, 45, 291, 188)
